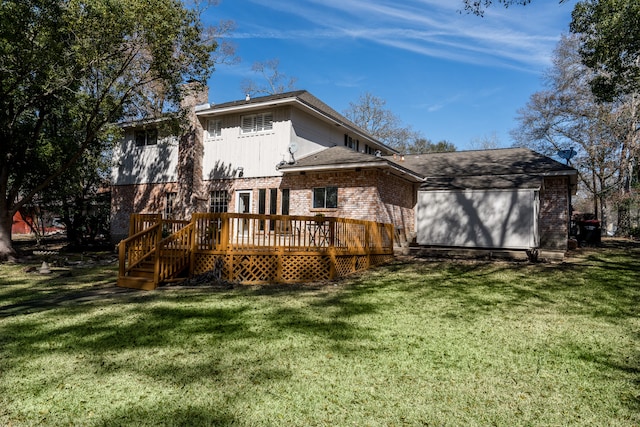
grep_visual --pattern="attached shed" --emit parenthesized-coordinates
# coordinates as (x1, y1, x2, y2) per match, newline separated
(395, 148, 577, 253)
(417, 176, 541, 249)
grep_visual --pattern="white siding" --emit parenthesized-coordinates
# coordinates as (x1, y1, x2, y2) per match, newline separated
(289, 108, 346, 152)
(111, 131, 178, 185)
(202, 107, 293, 180)
(416, 189, 538, 249)
(201, 106, 361, 180)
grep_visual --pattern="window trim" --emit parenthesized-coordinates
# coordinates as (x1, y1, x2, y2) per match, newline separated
(313, 187, 338, 209)
(281, 189, 290, 215)
(209, 190, 229, 213)
(207, 119, 222, 138)
(241, 112, 273, 134)
(164, 192, 177, 219)
(135, 129, 158, 147)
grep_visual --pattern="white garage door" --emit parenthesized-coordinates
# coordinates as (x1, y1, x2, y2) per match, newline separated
(416, 189, 538, 249)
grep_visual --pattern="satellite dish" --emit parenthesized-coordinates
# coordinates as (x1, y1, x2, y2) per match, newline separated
(288, 143, 298, 154)
(557, 147, 576, 164)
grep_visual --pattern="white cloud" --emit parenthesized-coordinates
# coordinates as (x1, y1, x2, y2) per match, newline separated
(240, 0, 569, 70)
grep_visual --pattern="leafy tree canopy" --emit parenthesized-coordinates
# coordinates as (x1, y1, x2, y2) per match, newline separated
(409, 139, 456, 154)
(570, 0, 640, 101)
(0, 0, 216, 259)
(463, 0, 536, 15)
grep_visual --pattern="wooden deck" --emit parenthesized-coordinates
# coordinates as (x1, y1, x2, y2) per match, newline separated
(117, 213, 395, 289)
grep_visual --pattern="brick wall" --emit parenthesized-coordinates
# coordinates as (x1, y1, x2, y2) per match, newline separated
(111, 170, 416, 244)
(539, 177, 570, 250)
(110, 182, 178, 242)
(375, 172, 416, 244)
(112, 173, 568, 251)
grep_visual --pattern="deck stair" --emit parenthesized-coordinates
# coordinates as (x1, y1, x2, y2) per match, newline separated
(118, 259, 156, 290)
(117, 216, 193, 290)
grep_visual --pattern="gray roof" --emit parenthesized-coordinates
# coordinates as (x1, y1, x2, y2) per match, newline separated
(392, 148, 577, 190)
(281, 147, 577, 190)
(281, 146, 387, 168)
(389, 148, 574, 178)
(211, 90, 308, 110)
(278, 146, 423, 180)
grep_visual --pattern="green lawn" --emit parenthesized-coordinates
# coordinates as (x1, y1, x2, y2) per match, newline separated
(1, 241, 639, 426)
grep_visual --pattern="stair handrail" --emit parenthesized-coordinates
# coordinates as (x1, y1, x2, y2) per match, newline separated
(154, 222, 194, 284)
(118, 223, 162, 279)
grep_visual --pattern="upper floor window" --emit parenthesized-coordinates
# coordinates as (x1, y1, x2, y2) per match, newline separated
(313, 187, 338, 209)
(208, 119, 222, 138)
(344, 134, 359, 152)
(135, 129, 157, 146)
(241, 112, 273, 134)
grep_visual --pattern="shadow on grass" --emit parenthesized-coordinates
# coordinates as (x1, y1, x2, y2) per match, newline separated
(0, 263, 119, 316)
(97, 405, 238, 427)
(1, 238, 639, 424)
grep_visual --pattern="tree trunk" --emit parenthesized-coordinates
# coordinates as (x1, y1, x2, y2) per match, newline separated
(0, 210, 16, 261)
(617, 200, 631, 236)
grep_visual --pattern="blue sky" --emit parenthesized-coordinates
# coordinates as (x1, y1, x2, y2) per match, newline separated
(204, 0, 576, 151)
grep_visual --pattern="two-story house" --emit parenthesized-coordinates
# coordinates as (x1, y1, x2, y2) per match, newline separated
(111, 89, 420, 243)
(111, 89, 577, 258)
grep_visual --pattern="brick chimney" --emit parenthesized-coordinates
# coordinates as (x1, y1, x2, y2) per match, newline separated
(177, 82, 208, 219)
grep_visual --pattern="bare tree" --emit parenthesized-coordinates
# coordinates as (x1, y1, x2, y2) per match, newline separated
(512, 34, 639, 234)
(343, 92, 436, 153)
(470, 132, 502, 150)
(240, 58, 297, 97)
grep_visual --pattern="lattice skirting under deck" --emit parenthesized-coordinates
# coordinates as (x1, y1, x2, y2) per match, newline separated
(193, 252, 393, 284)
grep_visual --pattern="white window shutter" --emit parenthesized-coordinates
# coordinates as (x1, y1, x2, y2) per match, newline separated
(263, 113, 273, 130)
(241, 116, 253, 133)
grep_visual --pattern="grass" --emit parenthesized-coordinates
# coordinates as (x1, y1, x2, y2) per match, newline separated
(1, 240, 639, 426)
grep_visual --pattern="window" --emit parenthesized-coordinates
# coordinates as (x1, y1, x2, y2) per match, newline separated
(208, 119, 222, 138)
(313, 187, 338, 209)
(209, 190, 228, 213)
(164, 192, 177, 219)
(344, 134, 359, 152)
(258, 189, 266, 230)
(135, 129, 158, 146)
(269, 188, 278, 231)
(281, 189, 290, 215)
(241, 112, 273, 133)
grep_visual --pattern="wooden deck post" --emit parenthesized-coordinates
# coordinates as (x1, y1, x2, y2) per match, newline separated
(189, 215, 197, 278)
(328, 218, 337, 279)
(153, 222, 163, 286)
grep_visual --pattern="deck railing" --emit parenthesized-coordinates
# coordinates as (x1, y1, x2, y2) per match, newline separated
(118, 223, 162, 278)
(191, 213, 393, 253)
(119, 213, 394, 287)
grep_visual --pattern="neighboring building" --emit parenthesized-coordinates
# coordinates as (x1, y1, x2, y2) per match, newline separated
(111, 89, 577, 256)
(12, 211, 33, 235)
